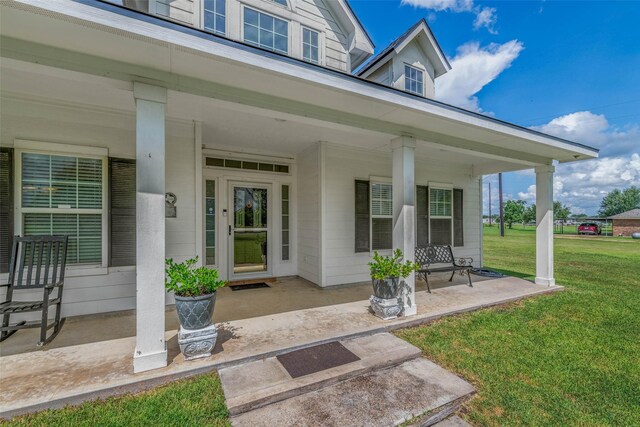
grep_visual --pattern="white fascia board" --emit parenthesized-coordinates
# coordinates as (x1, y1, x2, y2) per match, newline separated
(6, 0, 598, 161)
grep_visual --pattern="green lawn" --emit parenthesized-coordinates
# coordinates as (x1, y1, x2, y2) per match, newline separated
(397, 227, 640, 426)
(5, 228, 639, 426)
(4, 374, 230, 427)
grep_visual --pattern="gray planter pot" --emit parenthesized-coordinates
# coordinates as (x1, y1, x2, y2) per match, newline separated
(372, 277, 400, 300)
(174, 292, 217, 330)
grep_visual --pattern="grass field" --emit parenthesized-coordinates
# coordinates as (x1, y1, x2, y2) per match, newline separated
(5, 228, 639, 426)
(3, 374, 230, 427)
(398, 227, 640, 426)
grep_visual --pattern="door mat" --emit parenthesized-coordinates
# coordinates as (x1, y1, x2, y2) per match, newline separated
(276, 341, 361, 378)
(229, 282, 271, 291)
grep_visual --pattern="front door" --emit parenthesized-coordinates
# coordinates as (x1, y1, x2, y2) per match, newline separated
(229, 183, 271, 280)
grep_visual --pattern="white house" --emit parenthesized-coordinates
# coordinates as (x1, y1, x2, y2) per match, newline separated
(0, 0, 598, 372)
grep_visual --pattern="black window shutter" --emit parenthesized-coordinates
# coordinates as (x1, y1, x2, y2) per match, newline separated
(110, 158, 136, 266)
(454, 188, 464, 247)
(354, 180, 370, 253)
(0, 148, 13, 273)
(416, 185, 429, 247)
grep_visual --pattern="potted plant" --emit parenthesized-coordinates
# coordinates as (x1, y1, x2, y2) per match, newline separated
(165, 256, 226, 331)
(368, 249, 419, 319)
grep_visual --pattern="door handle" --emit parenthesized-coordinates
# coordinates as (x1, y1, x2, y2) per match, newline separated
(229, 225, 232, 236)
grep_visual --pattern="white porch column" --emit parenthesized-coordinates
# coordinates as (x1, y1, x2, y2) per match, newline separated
(133, 82, 168, 373)
(392, 136, 417, 316)
(535, 165, 555, 286)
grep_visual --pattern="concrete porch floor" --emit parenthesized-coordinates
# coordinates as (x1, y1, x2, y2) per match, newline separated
(0, 275, 562, 417)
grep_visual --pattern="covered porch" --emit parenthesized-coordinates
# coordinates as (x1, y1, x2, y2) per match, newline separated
(0, 274, 560, 416)
(0, 0, 597, 378)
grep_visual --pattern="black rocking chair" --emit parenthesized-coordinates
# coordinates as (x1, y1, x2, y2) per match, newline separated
(1, 235, 68, 346)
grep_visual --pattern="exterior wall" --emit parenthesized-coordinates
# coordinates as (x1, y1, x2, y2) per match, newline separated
(296, 143, 321, 284)
(120, 0, 352, 72)
(0, 97, 197, 318)
(613, 219, 640, 237)
(321, 145, 481, 287)
(390, 41, 436, 98)
(367, 61, 391, 86)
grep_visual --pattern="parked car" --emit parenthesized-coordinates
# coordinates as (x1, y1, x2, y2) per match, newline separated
(578, 222, 601, 235)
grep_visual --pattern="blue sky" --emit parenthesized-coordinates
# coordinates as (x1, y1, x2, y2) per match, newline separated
(350, 0, 640, 215)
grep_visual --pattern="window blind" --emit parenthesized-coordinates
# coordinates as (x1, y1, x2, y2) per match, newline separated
(21, 152, 103, 265)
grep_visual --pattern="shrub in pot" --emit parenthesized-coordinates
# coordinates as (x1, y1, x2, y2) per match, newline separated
(165, 257, 226, 330)
(368, 249, 419, 299)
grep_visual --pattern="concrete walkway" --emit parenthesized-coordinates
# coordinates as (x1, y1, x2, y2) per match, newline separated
(0, 277, 561, 417)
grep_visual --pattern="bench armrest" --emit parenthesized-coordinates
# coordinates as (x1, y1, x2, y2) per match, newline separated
(0, 283, 10, 288)
(44, 281, 64, 290)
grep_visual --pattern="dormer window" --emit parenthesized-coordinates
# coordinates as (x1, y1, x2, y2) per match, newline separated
(204, 0, 226, 35)
(243, 8, 289, 54)
(270, 0, 288, 6)
(404, 65, 424, 96)
(302, 28, 319, 64)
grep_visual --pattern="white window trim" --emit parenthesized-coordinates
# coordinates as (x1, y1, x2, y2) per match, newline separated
(241, 5, 290, 55)
(370, 179, 393, 252)
(404, 64, 425, 97)
(428, 184, 454, 245)
(301, 26, 322, 65)
(14, 140, 109, 269)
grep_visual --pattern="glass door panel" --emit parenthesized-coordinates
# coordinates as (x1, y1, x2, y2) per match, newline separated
(232, 186, 268, 275)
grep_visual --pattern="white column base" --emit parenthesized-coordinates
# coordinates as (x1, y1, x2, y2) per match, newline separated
(133, 348, 168, 373)
(403, 305, 417, 316)
(535, 277, 556, 286)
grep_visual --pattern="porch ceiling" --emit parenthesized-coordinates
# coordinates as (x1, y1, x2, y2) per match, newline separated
(0, 57, 533, 173)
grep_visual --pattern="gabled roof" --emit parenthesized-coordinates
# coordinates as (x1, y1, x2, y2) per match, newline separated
(356, 19, 450, 79)
(609, 208, 640, 219)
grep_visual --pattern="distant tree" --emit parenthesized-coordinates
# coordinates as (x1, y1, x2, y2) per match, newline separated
(503, 200, 526, 229)
(571, 213, 588, 220)
(553, 201, 571, 220)
(598, 186, 640, 217)
(523, 204, 536, 224)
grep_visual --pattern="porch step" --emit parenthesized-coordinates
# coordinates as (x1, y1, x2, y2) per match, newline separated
(229, 357, 475, 427)
(220, 332, 422, 416)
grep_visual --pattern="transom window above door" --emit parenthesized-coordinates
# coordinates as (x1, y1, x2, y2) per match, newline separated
(243, 8, 288, 54)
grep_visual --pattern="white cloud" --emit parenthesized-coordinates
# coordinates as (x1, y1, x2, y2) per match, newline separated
(531, 111, 639, 157)
(401, 0, 498, 33)
(435, 40, 524, 111)
(515, 113, 640, 214)
(473, 7, 498, 34)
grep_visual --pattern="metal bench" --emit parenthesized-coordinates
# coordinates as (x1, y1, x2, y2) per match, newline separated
(415, 244, 473, 293)
(1, 235, 68, 346)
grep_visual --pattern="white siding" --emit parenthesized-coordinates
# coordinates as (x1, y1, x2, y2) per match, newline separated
(296, 143, 320, 284)
(0, 97, 197, 318)
(322, 145, 481, 286)
(156, 0, 196, 26)
(367, 61, 391, 86)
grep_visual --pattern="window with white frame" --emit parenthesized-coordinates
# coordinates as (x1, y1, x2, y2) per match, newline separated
(270, 0, 288, 6)
(19, 151, 107, 265)
(203, 0, 226, 35)
(302, 27, 319, 64)
(243, 8, 288, 54)
(371, 182, 393, 250)
(404, 65, 424, 96)
(429, 187, 452, 245)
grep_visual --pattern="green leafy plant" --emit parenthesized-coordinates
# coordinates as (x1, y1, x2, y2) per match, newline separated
(368, 249, 420, 280)
(165, 257, 226, 297)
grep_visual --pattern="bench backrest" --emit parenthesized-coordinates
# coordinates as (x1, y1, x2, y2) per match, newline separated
(8, 235, 68, 290)
(415, 244, 454, 266)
